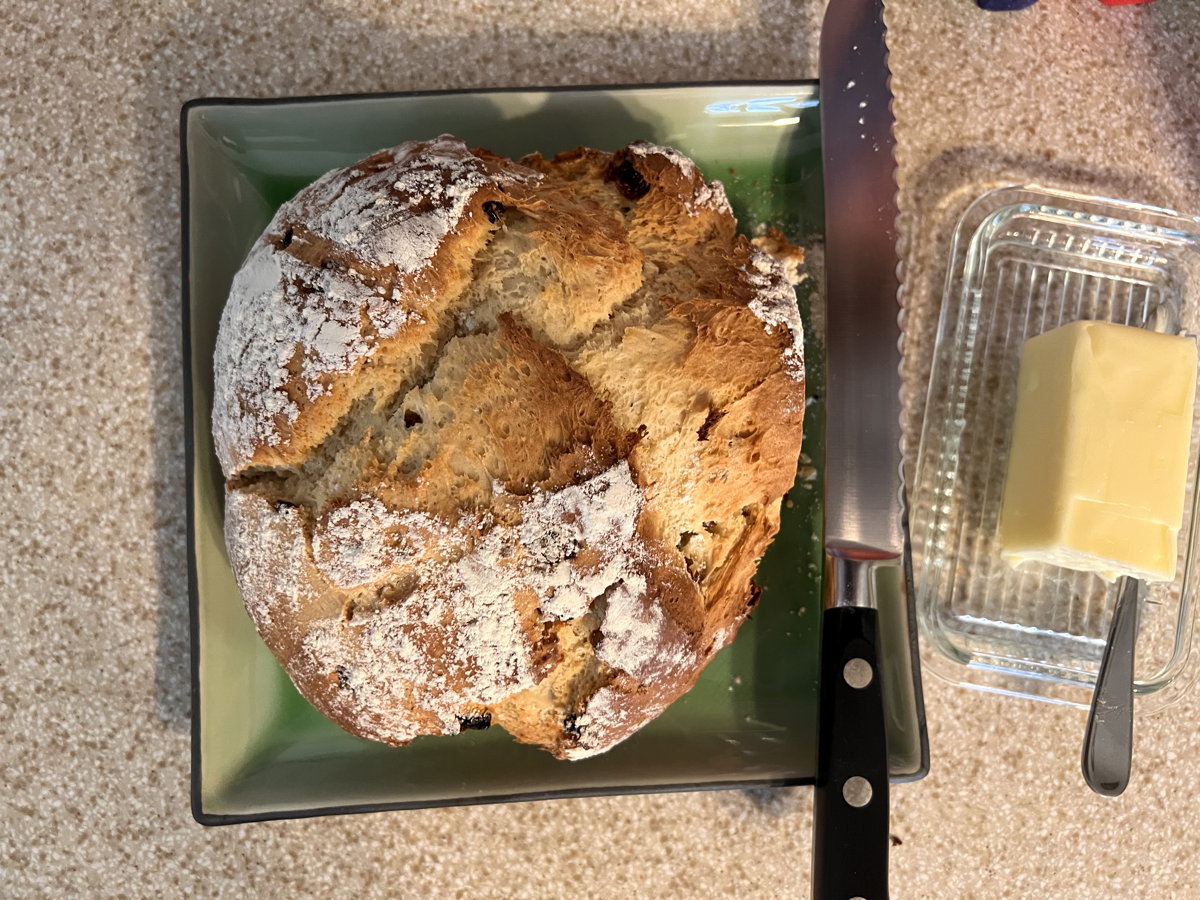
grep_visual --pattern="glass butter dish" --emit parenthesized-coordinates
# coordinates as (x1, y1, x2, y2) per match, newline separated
(909, 185, 1200, 711)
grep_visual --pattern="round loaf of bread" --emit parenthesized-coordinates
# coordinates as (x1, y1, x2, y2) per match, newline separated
(213, 135, 805, 759)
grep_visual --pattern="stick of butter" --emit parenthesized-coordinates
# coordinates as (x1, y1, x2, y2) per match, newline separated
(999, 320, 1197, 583)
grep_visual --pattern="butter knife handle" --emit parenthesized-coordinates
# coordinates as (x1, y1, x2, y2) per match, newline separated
(812, 605, 890, 900)
(1081, 576, 1139, 797)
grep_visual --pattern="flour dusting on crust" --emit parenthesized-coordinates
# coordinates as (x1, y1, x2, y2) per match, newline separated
(212, 244, 393, 467)
(564, 684, 672, 760)
(225, 493, 309, 630)
(295, 462, 691, 739)
(312, 498, 474, 590)
(743, 246, 806, 382)
(211, 136, 542, 475)
(628, 140, 734, 218)
(301, 136, 528, 274)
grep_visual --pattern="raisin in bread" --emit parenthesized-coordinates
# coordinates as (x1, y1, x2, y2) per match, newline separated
(213, 135, 805, 759)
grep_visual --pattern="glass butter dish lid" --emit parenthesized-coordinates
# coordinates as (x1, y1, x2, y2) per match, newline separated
(909, 185, 1200, 712)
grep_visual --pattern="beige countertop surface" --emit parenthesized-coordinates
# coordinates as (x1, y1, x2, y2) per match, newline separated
(4, 0, 1200, 896)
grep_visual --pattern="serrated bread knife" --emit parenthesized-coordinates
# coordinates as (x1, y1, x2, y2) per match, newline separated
(813, 1, 927, 897)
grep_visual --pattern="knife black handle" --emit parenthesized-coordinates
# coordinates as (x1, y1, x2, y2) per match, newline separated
(812, 605, 890, 900)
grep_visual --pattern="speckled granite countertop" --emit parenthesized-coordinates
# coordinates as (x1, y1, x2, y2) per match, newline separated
(4, 0, 1200, 896)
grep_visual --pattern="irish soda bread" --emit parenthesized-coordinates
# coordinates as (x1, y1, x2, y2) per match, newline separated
(213, 135, 805, 759)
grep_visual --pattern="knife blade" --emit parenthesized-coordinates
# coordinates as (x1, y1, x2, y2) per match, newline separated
(814, 0, 913, 897)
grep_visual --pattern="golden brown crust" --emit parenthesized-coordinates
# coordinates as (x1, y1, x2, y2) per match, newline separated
(215, 135, 805, 759)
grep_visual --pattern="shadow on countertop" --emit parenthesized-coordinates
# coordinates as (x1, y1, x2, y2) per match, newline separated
(1135, 1, 1200, 210)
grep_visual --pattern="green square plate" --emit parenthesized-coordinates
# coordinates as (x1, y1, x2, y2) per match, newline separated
(183, 82, 826, 824)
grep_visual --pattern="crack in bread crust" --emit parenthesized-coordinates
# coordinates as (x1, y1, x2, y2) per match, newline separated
(224, 204, 518, 507)
(215, 135, 806, 759)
